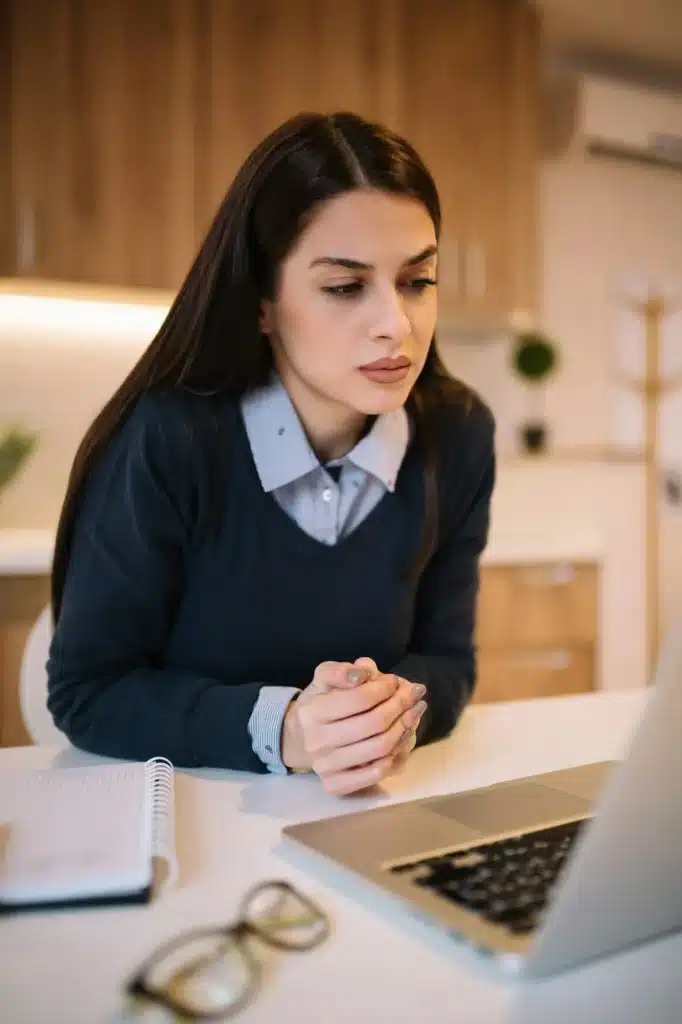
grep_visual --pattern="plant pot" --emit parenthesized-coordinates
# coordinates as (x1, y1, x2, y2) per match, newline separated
(521, 422, 548, 453)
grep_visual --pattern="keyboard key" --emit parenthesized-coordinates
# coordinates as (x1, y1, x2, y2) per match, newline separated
(388, 818, 588, 935)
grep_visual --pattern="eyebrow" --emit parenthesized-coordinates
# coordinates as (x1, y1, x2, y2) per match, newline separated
(309, 245, 438, 271)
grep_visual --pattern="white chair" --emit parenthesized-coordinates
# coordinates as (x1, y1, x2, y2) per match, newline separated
(19, 605, 65, 745)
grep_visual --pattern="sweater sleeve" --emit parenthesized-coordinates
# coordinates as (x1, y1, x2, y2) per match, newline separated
(47, 394, 271, 772)
(390, 397, 495, 746)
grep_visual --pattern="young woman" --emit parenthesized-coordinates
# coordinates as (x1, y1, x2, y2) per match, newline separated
(47, 112, 495, 796)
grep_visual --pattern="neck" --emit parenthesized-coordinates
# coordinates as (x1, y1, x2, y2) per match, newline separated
(277, 366, 366, 463)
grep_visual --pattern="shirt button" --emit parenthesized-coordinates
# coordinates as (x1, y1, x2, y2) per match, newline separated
(322, 488, 332, 503)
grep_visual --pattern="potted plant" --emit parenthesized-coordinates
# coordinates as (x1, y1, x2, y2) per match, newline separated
(0, 425, 39, 497)
(511, 330, 559, 453)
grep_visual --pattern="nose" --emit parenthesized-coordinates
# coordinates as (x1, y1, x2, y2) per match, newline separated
(369, 284, 411, 345)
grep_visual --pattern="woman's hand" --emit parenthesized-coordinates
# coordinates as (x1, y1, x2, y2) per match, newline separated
(281, 658, 427, 795)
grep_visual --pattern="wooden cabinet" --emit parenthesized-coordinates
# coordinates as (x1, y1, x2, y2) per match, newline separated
(3, 0, 539, 310)
(0, 1, 12, 273)
(195, 0, 401, 233)
(0, 575, 49, 747)
(3, 0, 198, 289)
(197, 0, 540, 316)
(476, 646, 594, 703)
(474, 562, 598, 703)
(399, 0, 539, 321)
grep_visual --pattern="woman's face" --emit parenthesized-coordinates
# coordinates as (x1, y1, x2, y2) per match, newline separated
(262, 188, 438, 417)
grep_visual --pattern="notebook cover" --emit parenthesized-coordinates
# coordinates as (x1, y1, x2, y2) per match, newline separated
(0, 883, 152, 914)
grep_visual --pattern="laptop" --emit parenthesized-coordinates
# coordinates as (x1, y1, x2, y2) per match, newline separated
(283, 623, 682, 977)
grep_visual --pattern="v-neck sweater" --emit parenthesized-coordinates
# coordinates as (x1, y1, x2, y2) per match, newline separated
(47, 388, 495, 772)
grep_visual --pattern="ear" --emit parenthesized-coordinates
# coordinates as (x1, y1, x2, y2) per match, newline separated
(259, 299, 275, 335)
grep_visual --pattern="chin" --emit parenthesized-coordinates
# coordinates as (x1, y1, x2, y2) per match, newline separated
(351, 376, 415, 416)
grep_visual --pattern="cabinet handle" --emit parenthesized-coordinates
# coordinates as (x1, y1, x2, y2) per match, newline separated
(515, 564, 576, 587)
(507, 650, 573, 671)
(465, 241, 486, 300)
(17, 202, 37, 273)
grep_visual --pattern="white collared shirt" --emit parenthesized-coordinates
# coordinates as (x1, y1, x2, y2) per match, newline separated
(240, 373, 410, 545)
(240, 374, 411, 772)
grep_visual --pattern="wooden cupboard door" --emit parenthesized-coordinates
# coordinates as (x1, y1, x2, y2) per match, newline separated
(399, 0, 539, 320)
(473, 645, 594, 704)
(399, 0, 472, 313)
(195, 0, 401, 234)
(0, 575, 49, 748)
(6, 0, 74, 280)
(0, 0, 12, 274)
(0, 624, 33, 746)
(503, 0, 540, 318)
(476, 563, 599, 649)
(8, 0, 198, 289)
(455, 0, 540, 319)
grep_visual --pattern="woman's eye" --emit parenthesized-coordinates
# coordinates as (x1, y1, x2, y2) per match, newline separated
(402, 277, 437, 293)
(322, 282, 364, 298)
(321, 277, 436, 299)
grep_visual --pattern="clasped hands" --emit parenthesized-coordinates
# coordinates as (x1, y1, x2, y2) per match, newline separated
(281, 657, 427, 795)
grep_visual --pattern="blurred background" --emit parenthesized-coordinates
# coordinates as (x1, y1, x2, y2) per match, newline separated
(1, 0, 681, 745)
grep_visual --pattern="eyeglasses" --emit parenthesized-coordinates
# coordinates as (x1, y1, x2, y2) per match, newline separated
(125, 880, 330, 1020)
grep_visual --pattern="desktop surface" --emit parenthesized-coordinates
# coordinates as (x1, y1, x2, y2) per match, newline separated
(1, 690, 681, 1024)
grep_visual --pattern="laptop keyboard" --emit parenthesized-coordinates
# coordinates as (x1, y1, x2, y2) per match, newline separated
(389, 818, 588, 936)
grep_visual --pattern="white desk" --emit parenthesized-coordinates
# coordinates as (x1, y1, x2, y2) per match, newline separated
(1, 691, 681, 1024)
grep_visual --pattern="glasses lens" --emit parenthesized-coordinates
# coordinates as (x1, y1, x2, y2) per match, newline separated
(244, 882, 328, 950)
(142, 930, 253, 1017)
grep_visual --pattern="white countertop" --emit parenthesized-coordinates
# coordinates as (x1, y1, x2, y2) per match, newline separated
(0, 525, 601, 576)
(2, 690, 681, 1024)
(0, 529, 55, 575)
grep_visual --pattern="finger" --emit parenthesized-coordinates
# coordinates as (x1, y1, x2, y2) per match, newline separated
(310, 661, 370, 693)
(386, 747, 414, 779)
(353, 657, 379, 678)
(320, 754, 397, 797)
(312, 673, 402, 726)
(313, 716, 410, 776)
(314, 680, 426, 750)
(390, 728, 418, 773)
(399, 696, 428, 732)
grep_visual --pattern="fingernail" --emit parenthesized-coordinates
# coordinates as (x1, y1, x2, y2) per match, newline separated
(400, 728, 413, 743)
(347, 669, 364, 684)
(411, 683, 427, 700)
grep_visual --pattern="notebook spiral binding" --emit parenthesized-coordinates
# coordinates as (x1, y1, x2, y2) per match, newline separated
(145, 757, 177, 893)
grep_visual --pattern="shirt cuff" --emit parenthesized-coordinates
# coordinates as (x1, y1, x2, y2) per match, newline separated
(247, 686, 301, 775)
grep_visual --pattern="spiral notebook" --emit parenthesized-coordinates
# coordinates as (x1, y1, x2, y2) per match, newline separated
(0, 758, 177, 913)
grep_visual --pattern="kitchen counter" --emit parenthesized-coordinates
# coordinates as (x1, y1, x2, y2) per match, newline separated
(0, 529, 55, 575)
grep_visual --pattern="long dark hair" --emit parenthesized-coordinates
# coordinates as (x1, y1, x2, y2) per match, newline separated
(51, 111, 470, 621)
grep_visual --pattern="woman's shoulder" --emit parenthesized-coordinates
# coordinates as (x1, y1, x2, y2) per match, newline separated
(93, 390, 239, 497)
(117, 389, 239, 464)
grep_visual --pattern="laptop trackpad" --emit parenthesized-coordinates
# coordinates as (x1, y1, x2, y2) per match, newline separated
(428, 782, 590, 834)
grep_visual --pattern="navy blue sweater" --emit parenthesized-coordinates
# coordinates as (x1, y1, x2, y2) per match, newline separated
(47, 389, 495, 772)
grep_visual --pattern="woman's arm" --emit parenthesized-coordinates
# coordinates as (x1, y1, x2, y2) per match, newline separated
(47, 394, 275, 772)
(390, 398, 495, 746)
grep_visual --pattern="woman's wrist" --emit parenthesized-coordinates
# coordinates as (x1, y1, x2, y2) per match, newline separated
(281, 695, 312, 772)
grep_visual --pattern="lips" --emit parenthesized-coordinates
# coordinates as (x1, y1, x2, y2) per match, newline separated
(359, 357, 411, 371)
(358, 356, 413, 385)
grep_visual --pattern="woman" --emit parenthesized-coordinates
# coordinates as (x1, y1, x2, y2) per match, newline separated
(47, 112, 495, 796)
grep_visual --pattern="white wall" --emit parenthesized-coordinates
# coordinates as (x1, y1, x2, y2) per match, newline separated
(442, 148, 682, 640)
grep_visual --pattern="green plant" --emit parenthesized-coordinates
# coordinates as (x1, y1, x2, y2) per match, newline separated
(511, 330, 558, 382)
(0, 425, 39, 494)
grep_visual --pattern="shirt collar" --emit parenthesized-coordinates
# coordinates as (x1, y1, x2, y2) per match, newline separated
(240, 374, 410, 494)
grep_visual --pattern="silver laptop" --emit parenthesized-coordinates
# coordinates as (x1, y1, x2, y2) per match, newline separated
(283, 622, 682, 977)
